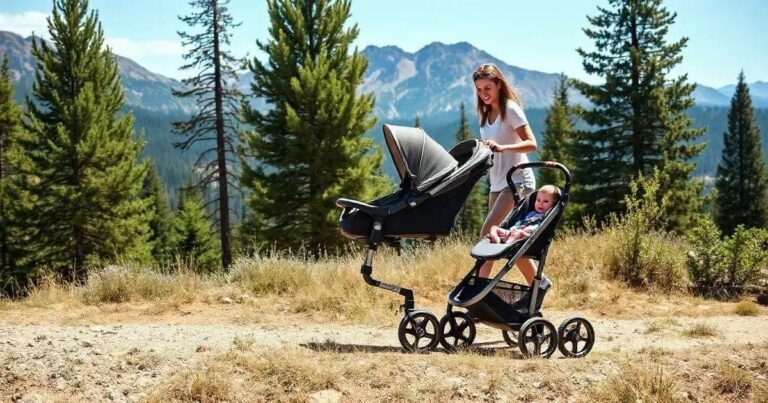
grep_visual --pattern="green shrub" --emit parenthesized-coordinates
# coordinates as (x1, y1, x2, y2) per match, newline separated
(604, 171, 688, 291)
(687, 220, 768, 299)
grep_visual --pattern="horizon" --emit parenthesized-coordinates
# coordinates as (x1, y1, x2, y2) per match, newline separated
(0, 0, 766, 88)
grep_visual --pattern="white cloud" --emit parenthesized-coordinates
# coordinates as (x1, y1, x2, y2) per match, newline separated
(0, 11, 50, 38)
(105, 37, 183, 58)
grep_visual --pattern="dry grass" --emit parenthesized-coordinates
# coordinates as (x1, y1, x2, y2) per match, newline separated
(682, 323, 720, 338)
(733, 300, 762, 316)
(644, 318, 680, 334)
(147, 364, 235, 403)
(590, 365, 683, 403)
(715, 363, 753, 399)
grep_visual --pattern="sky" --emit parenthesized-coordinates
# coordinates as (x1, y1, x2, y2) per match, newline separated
(1, 0, 766, 88)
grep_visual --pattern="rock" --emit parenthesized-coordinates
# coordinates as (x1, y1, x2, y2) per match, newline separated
(196, 346, 209, 352)
(236, 294, 251, 303)
(19, 394, 46, 403)
(220, 297, 233, 305)
(81, 341, 93, 348)
(310, 389, 342, 403)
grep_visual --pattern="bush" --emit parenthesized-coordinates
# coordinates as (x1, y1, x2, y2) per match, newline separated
(604, 171, 688, 291)
(687, 220, 768, 299)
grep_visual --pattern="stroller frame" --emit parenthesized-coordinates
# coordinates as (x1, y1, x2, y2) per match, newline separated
(440, 162, 596, 358)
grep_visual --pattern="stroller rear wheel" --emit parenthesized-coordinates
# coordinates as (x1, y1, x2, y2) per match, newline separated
(518, 317, 558, 359)
(438, 311, 476, 352)
(398, 311, 440, 352)
(557, 317, 595, 358)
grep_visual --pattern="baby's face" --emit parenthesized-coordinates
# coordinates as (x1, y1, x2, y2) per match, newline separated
(534, 192, 556, 213)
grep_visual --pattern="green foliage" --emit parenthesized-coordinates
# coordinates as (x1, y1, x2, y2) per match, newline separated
(714, 72, 768, 235)
(173, 0, 244, 269)
(572, 0, 705, 230)
(453, 102, 486, 235)
(17, 0, 151, 282)
(170, 185, 220, 273)
(141, 162, 174, 265)
(686, 219, 768, 299)
(604, 171, 687, 291)
(239, 0, 392, 253)
(0, 55, 35, 295)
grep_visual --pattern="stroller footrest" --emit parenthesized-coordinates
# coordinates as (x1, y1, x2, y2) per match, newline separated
(470, 238, 523, 259)
(336, 198, 391, 216)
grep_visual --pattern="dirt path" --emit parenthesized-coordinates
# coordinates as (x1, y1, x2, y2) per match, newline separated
(2, 308, 766, 402)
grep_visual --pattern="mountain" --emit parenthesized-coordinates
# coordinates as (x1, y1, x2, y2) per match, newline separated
(359, 42, 588, 120)
(0, 31, 195, 114)
(717, 81, 768, 108)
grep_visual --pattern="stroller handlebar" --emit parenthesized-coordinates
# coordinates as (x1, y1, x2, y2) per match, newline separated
(506, 161, 571, 204)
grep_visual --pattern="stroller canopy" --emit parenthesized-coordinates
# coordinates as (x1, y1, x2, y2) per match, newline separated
(383, 124, 458, 193)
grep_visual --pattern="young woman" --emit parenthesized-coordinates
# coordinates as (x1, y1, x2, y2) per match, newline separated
(473, 63, 550, 290)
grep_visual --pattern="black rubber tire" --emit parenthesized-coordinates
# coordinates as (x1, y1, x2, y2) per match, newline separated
(398, 311, 440, 352)
(518, 317, 558, 359)
(502, 329, 518, 347)
(438, 311, 476, 352)
(557, 316, 595, 358)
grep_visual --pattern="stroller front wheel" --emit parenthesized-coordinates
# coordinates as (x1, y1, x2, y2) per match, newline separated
(518, 317, 558, 359)
(398, 311, 440, 352)
(438, 311, 476, 352)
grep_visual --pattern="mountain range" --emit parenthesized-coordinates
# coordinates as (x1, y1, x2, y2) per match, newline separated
(1, 29, 767, 190)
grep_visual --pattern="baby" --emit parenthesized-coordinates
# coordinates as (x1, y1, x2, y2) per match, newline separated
(486, 184, 560, 244)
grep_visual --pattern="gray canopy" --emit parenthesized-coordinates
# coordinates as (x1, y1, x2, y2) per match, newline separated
(383, 124, 458, 193)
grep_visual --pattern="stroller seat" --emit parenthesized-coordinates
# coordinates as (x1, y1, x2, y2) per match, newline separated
(338, 125, 493, 242)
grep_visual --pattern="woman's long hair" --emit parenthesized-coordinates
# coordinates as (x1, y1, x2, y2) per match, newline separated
(473, 63, 523, 127)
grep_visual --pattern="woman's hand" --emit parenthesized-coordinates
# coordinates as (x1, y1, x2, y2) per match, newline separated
(483, 139, 503, 152)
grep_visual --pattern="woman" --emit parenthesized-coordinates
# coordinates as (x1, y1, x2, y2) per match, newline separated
(473, 63, 549, 290)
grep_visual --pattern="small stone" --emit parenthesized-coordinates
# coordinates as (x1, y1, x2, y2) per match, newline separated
(196, 345, 209, 352)
(81, 341, 93, 348)
(310, 389, 342, 403)
(19, 394, 45, 403)
(220, 297, 233, 304)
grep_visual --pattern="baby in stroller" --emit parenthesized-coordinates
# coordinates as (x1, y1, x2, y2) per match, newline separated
(486, 184, 561, 245)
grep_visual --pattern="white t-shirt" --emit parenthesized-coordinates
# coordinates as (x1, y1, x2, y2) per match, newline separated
(479, 101, 536, 192)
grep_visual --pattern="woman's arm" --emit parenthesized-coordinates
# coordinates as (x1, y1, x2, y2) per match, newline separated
(499, 125, 537, 153)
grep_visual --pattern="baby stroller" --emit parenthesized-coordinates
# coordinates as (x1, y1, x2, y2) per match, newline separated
(440, 162, 596, 358)
(336, 124, 493, 351)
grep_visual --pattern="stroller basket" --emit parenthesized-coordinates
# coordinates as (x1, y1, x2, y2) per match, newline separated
(458, 277, 543, 324)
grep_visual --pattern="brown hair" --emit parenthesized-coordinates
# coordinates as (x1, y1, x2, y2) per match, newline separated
(538, 184, 561, 200)
(472, 63, 523, 127)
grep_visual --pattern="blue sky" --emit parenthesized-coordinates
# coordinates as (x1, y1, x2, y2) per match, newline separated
(1, 0, 766, 87)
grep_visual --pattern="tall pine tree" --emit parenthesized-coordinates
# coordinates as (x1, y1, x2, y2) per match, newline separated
(141, 162, 174, 265)
(453, 102, 486, 235)
(714, 72, 768, 234)
(572, 0, 705, 230)
(0, 55, 32, 294)
(538, 74, 574, 186)
(173, 0, 241, 270)
(240, 0, 391, 253)
(20, 0, 150, 281)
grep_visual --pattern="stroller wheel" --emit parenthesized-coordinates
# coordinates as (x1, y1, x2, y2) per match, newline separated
(438, 311, 475, 352)
(398, 311, 440, 352)
(502, 330, 518, 347)
(518, 318, 558, 359)
(557, 317, 595, 358)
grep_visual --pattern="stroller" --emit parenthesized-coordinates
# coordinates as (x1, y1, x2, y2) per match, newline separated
(336, 124, 493, 351)
(439, 162, 596, 358)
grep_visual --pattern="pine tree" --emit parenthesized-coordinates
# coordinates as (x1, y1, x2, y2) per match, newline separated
(714, 72, 768, 234)
(538, 74, 574, 187)
(20, 0, 150, 281)
(453, 102, 486, 235)
(240, 0, 391, 253)
(414, 116, 421, 128)
(572, 0, 705, 230)
(0, 55, 32, 294)
(170, 183, 220, 272)
(173, 0, 241, 270)
(141, 162, 174, 265)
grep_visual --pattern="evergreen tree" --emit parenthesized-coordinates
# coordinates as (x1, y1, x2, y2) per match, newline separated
(572, 0, 705, 230)
(0, 55, 32, 294)
(414, 116, 421, 128)
(538, 74, 574, 187)
(19, 0, 150, 281)
(173, 0, 241, 270)
(170, 184, 220, 272)
(141, 162, 174, 265)
(240, 0, 391, 253)
(714, 72, 768, 234)
(453, 102, 486, 235)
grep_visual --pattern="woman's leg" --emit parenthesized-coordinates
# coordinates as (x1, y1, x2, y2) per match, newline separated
(478, 189, 517, 277)
(516, 258, 536, 285)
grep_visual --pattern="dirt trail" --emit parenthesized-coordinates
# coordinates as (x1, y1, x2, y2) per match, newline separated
(2, 307, 766, 402)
